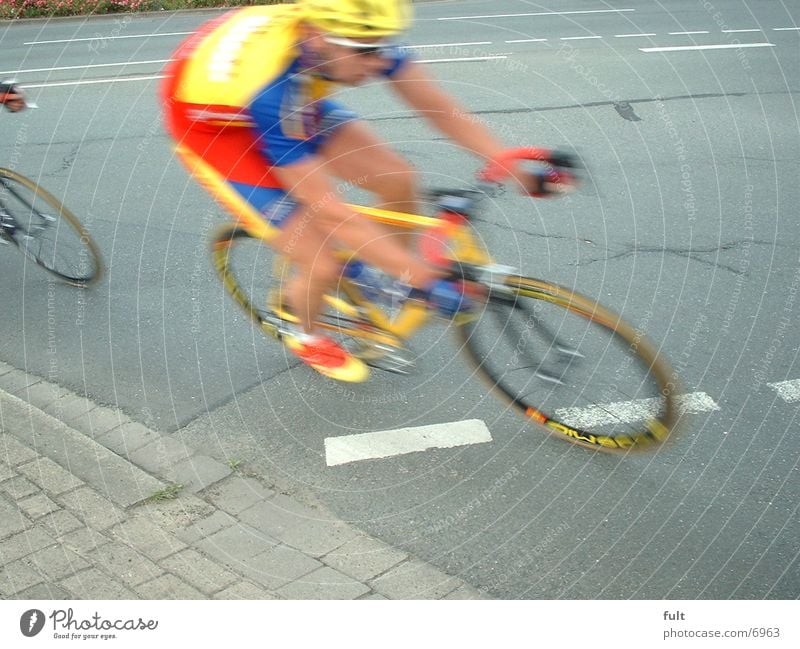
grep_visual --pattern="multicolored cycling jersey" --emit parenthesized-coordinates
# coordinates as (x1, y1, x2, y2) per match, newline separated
(162, 4, 411, 193)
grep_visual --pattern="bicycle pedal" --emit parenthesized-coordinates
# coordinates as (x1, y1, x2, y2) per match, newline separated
(352, 341, 415, 375)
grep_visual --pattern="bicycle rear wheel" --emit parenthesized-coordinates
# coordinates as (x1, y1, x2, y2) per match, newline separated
(0, 168, 101, 286)
(457, 275, 680, 451)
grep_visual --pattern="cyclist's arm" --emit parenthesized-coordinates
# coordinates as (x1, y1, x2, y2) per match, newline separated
(387, 61, 506, 162)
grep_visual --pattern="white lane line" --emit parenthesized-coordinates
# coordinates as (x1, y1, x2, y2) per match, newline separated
(722, 29, 761, 33)
(555, 392, 720, 429)
(505, 38, 548, 43)
(438, 9, 635, 21)
(22, 75, 165, 89)
(418, 55, 507, 63)
(24, 31, 192, 45)
(773, 27, 800, 31)
(640, 43, 775, 52)
(407, 41, 491, 48)
(669, 31, 710, 35)
(560, 35, 603, 41)
(22, 55, 498, 90)
(1, 59, 171, 76)
(325, 419, 492, 467)
(768, 380, 800, 403)
(614, 33, 657, 38)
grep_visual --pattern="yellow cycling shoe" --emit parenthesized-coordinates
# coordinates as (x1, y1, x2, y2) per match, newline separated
(284, 334, 369, 383)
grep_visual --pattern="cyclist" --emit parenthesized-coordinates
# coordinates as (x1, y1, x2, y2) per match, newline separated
(1, 83, 26, 112)
(162, 0, 543, 382)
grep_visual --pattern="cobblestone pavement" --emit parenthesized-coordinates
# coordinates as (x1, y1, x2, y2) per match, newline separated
(0, 361, 488, 600)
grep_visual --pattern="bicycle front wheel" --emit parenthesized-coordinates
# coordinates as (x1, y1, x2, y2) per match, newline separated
(0, 168, 102, 285)
(457, 275, 680, 451)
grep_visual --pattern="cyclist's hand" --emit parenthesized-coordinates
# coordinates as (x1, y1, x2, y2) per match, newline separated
(480, 148, 582, 198)
(0, 83, 27, 112)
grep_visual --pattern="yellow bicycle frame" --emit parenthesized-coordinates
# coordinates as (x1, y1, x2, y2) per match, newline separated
(262, 201, 494, 342)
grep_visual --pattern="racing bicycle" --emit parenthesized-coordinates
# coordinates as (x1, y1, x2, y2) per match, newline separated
(210, 148, 681, 452)
(0, 167, 102, 286)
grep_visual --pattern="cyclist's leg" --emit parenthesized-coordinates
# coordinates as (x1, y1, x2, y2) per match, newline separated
(319, 119, 418, 217)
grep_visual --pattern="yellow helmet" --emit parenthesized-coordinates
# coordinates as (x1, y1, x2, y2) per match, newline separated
(300, 0, 413, 38)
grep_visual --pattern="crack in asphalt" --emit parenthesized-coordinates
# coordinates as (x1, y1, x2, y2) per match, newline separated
(577, 239, 778, 273)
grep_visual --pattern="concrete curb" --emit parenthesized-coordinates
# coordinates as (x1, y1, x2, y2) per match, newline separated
(0, 360, 490, 600)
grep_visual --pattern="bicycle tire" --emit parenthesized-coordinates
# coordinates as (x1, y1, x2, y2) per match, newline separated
(0, 168, 102, 286)
(456, 275, 680, 451)
(210, 223, 403, 352)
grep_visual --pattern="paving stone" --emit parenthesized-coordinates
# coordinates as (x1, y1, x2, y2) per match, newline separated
(1, 474, 38, 499)
(0, 360, 12, 375)
(92, 542, 163, 587)
(175, 510, 237, 544)
(17, 382, 68, 410)
(38, 510, 85, 537)
(170, 454, 232, 494)
(96, 421, 159, 456)
(16, 582, 72, 599)
(17, 456, 84, 495)
(322, 533, 408, 582)
(204, 476, 276, 515)
(60, 568, 138, 599)
(231, 544, 323, 591)
(109, 515, 187, 561)
(0, 527, 57, 564)
(238, 495, 357, 557)
(213, 581, 278, 600)
(0, 558, 45, 596)
(127, 436, 194, 476)
(135, 574, 205, 599)
(135, 495, 216, 535)
(0, 369, 41, 395)
(0, 433, 38, 466)
(57, 486, 125, 531)
(276, 566, 370, 600)
(159, 548, 239, 595)
(0, 493, 30, 540)
(194, 523, 278, 563)
(22, 544, 90, 581)
(67, 406, 129, 440)
(41, 394, 96, 424)
(59, 527, 111, 555)
(18, 493, 61, 519)
(0, 463, 15, 482)
(369, 559, 462, 600)
(359, 593, 388, 600)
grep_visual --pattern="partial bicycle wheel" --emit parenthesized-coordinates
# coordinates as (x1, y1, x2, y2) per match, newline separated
(0, 168, 102, 286)
(457, 275, 681, 451)
(210, 223, 405, 358)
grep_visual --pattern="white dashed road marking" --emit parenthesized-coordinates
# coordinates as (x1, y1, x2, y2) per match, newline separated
(555, 392, 721, 429)
(325, 420, 492, 467)
(768, 380, 800, 403)
(640, 43, 776, 53)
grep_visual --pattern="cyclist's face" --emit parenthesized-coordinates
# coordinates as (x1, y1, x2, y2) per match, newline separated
(319, 37, 392, 84)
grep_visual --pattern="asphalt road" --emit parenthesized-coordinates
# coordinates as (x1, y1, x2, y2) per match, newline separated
(1, 0, 798, 599)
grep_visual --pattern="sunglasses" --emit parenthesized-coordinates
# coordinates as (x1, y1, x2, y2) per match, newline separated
(323, 35, 393, 56)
